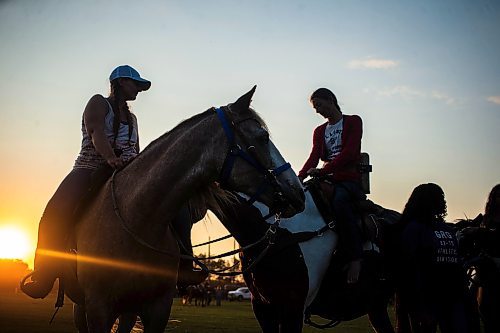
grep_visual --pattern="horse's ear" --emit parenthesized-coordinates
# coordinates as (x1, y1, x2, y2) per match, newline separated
(233, 85, 256, 111)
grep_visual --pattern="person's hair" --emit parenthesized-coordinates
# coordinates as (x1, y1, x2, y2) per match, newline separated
(484, 184, 500, 228)
(310, 88, 341, 112)
(400, 183, 447, 225)
(109, 79, 134, 147)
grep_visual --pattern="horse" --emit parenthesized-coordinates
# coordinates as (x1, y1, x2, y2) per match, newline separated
(454, 217, 500, 333)
(62, 86, 305, 333)
(209, 187, 401, 333)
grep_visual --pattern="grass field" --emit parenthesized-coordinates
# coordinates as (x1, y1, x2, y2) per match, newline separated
(0, 290, 378, 332)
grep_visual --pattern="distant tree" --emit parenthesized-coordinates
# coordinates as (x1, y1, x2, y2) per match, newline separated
(0, 259, 31, 292)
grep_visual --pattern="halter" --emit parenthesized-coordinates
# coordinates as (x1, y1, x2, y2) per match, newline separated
(215, 107, 291, 207)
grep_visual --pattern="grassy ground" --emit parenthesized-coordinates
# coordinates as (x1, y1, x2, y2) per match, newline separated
(0, 290, 378, 332)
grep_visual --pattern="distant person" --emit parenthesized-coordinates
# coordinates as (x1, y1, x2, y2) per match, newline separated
(20, 65, 151, 299)
(461, 184, 500, 333)
(398, 183, 467, 333)
(215, 285, 223, 306)
(298, 87, 364, 284)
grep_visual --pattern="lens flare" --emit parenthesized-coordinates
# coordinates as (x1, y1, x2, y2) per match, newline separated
(37, 249, 178, 278)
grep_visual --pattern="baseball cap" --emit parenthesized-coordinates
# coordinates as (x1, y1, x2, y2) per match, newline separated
(109, 65, 151, 91)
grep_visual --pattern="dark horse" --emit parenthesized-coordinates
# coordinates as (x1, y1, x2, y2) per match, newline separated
(454, 217, 500, 333)
(210, 188, 400, 333)
(61, 87, 305, 333)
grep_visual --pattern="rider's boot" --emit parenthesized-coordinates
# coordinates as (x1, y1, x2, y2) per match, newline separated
(20, 254, 58, 299)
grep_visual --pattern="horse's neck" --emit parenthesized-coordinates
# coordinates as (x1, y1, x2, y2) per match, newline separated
(254, 191, 325, 232)
(114, 114, 223, 226)
(221, 192, 325, 246)
(214, 199, 270, 247)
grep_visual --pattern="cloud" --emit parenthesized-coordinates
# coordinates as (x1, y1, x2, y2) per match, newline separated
(372, 86, 460, 106)
(431, 91, 456, 105)
(377, 85, 424, 98)
(487, 96, 500, 105)
(348, 58, 399, 69)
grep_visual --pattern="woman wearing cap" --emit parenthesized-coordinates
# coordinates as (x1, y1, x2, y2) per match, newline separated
(22, 65, 151, 299)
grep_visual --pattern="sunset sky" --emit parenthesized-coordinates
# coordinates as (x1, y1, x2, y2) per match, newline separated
(1, 0, 499, 267)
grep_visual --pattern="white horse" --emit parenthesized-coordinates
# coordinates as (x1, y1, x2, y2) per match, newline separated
(214, 187, 398, 333)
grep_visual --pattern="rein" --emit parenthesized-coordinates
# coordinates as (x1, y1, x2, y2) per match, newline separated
(110, 170, 180, 256)
(183, 203, 337, 277)
(175, 213, 283, 277)
(111, 167, 285, 275)
(109, 107, 292, 257)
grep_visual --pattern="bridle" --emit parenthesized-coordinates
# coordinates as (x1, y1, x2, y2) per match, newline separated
(215, 106, 292, 209)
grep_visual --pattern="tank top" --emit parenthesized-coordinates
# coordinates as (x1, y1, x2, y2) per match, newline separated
(74, 98, 138, 170)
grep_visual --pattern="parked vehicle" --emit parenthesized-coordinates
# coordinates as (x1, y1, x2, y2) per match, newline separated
(227, 287, 251, 301)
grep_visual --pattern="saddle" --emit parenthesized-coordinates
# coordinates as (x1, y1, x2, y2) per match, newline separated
(305, 178, 399, 247)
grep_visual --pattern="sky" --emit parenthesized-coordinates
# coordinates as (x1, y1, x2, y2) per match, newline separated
(0, 0, 499, 268)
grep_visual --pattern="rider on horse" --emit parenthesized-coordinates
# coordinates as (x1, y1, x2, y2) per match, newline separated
(22, 66, 206, 299)
(298, 87, 365, 284)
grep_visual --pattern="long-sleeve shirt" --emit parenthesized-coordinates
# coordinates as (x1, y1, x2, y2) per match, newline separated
(298, 114, 362, 182)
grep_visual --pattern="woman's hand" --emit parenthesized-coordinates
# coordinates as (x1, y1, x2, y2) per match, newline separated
(307, 168, 322, 177)
(106, 156, 124, 169)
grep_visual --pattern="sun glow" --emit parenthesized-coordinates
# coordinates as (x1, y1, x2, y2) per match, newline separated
(0, 226, 31, 260)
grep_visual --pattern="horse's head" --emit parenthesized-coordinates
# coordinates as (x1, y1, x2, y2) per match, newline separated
(215, 86, 305, 218)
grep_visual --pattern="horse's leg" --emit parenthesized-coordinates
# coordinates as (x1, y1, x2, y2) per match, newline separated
(73, 303, 89, 333)
(252, 299, 280, 333)
(464, 285, 481, 333)
(368, 306, 395, 333)
(279, 305, 304, 333)
(85, 299, 116, 333)
(368, 289, 395, 333)
(140, 296, 173, 333)
(116, 314, 137, 333)
(394, 292, 411, 333)
(479, 285, 500, 333)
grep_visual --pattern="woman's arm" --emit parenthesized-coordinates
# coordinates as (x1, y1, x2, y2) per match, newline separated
(83, 95, 124, 169)
(298, 126, 323, 180)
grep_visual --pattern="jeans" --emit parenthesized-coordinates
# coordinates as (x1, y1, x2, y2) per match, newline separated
(34, 168, 94, 272)
(331, 181, 365, 261)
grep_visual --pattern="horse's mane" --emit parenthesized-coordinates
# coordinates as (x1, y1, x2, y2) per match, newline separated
(138, 106, 269, 158)
(188, 185, 239, 224)
(133, 105, 268, 223)
(139, 108, 215, 157)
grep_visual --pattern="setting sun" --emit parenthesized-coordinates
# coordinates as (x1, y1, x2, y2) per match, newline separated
(0, 226, 30, 260)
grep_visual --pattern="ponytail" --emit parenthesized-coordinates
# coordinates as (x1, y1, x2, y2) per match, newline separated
(110, 79, 134, 147)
